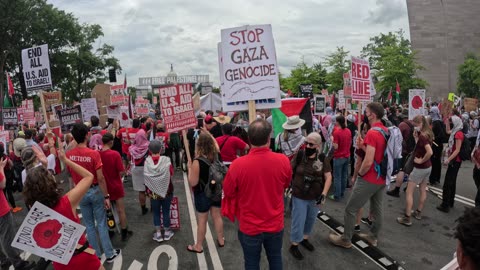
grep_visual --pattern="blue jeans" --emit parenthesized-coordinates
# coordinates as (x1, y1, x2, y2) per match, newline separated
(80, 186, 115, 258)
(238, 230, 283, 270)
(151, 196, 172, 229)
(333, 157, 349, 199)
(290, 197, 317, 243)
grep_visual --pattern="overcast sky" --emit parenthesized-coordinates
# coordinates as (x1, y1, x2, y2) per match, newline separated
(49, 0, 409, 88)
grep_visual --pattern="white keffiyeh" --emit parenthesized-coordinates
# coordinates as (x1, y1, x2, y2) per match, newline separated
(144, 156, 172, 198)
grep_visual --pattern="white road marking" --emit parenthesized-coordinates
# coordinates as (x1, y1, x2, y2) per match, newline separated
(127, 260, 144, 270)
(428, 186, 476, 204)
(147, 245, 178, 270)
(111, 252, 123, 270)
(429, 189, 475, 207)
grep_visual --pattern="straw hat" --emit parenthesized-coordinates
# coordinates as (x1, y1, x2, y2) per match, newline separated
(282, 115, 305, 130)
(213, 114, 231, 124)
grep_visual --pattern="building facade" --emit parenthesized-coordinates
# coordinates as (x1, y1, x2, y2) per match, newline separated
(406, 0, 480, 99)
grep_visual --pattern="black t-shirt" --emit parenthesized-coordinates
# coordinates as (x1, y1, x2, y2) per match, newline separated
(292, 150, 332, 200)
(193, 157, 210, 194)
(209, 124, 223, 138)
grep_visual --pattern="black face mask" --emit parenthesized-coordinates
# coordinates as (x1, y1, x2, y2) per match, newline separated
(363, 114, 369, 124)
(305, 147, 316, 157)
(450, 123, 454, 130)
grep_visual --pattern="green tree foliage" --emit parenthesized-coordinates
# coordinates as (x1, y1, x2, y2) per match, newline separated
(324, 46, 350, 93)
(279, 60, 328, 95)
(457, 53, 480, 98)
(0, 0, 120, 104)
(361, 30, 426, 100)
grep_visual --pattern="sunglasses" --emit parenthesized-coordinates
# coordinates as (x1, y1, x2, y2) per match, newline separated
(305, 142, 316, 147)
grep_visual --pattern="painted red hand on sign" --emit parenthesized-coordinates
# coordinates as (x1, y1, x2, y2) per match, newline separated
(33, 219, 62, 249)
(412, 96, 423, 109)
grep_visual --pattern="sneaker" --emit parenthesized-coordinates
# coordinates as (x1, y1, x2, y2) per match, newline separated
(412, 210, 422, 220)
(386, 189, 400, 197)
(358, 233, 378, 247)
(153, 232, 163, 243)
(289, 245, 304, 260)
(121, 229, 133, 241)
(328, 233, 352, 249)
(106, 249, 121, 264)
(300, 239, 315, 251)
(12, 207, 22, 213)
(328, 194, 339, 201)
(396, 215, 412, 226)
(354, 224, 361, 232)
(163, 229, 174, 241)
(360, 217, 372, 227)
(436, 204, 450, 213)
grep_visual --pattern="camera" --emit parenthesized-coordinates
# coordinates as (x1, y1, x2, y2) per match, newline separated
(303, 175, 314, 194)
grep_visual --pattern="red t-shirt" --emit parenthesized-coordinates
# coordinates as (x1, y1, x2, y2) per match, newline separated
(414, 134, 432, 169)
(216, 135, 248, 162)
(99, 149, 125, 200)
(452, 131, 464, 163)
(333, 128, 352, 159)
(117, 128, 139, 155)
(0, 173, 10, 217)
(223, 147, 292, 235)
(362, 122, 388, 185)
(66, 147, 103, 185)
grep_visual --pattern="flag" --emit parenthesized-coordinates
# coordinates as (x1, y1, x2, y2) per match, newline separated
(123, 74, 127, 95)
(128, 95, 134, 119)
(387, 90, 392, 104)
(271, 108, 287, 146)
(7, 73, 14, 97)
(395, 80, 401, 105)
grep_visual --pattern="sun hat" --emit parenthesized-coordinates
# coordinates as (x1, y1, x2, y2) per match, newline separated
(213, 114, 231, 124)
(282, 115, 306, 130)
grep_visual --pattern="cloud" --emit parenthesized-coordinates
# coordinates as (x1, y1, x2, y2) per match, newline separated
(49, 0, 409, 88)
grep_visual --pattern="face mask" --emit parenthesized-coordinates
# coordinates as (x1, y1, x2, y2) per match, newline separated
(305, 147, 316, 157)
(414, 126, 421, 132)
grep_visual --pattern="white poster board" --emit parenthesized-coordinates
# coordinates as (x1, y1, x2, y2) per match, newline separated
(338, 90, 345, 110)
(11, 201, 85, 265)
(80, 98, 99, 122)
(0, 132, 8, 155)
(220, 24, 280, 103)
(351, 56, 371, 101)
(409, 89, 426, 120)
(21, 44, 52, 91)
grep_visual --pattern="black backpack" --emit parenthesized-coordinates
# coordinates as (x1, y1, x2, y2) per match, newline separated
(197, 156, 228, 202)
(458, 132, 471, 161)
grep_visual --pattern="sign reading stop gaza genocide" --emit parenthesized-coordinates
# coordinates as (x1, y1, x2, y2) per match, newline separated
(220, 24, 280, 103)
(21, 44, 52, 91)
(158, 84, 196, 133)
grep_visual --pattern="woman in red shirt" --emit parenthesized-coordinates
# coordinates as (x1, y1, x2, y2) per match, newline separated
(23, 149, 104, 270)
(331, 115, 352, 201)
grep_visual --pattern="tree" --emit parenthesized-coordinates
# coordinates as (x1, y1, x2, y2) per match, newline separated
(279, 59, 328, 95)
(361, 30, 427, 100)
(457, 53, 480, 98)
(324, 47, 350, 93)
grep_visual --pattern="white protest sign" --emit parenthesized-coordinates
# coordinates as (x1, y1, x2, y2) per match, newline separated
(351, 57, 371, 101)
(0, 132, 8, 155)
(11, 201, 85, 265)
(220, 24, 280, 103)
(21, 44, 52, 91)
(80, 98, 99, 122)
(409, 89, 426, 120)
(338, 90, 345, 110)
(106, 105, 121, 119)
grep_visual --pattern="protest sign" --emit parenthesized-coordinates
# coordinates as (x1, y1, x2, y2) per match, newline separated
(409, 89, 426, 120)
(11, 201, 85, 265)
(463, 97, 478, 112)
(220, 24, 280, 103)
(314, 95, 326, 115)
(35, 111, 44, 124)
(21, 44, 52, 91)
(158, 84, 196, 133)
(338, 90, 345, 110)
(40, 91, 62, 128)
(57, 105, 82, 132)
(80, 98, 99, 122)
(106, 105, 121, 120)
(343, 72, 352, 97)
(3, 108, 18, 130)
(300, 84, 313, 98)
(135, 97, 150, 116)
(440, 100, 454, 119)
(351, 57, 371, 101)
(159, 196, 181, 229)
(23, 100, 35, 127)
(17, 106, 25, 125)
(0, 132, 8, 154)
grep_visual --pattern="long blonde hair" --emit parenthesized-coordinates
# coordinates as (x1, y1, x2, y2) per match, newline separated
(413, 115, 434, 143)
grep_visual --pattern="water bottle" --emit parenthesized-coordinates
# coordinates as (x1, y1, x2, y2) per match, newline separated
(106, 209, 116, 230)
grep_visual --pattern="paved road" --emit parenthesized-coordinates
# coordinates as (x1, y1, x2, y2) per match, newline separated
(8, 159, 479, 270)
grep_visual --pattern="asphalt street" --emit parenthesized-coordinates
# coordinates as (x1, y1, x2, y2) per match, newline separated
(6, 159, 478, 270)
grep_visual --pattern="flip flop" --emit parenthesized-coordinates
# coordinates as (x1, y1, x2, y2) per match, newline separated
(187, 245, 203, 253)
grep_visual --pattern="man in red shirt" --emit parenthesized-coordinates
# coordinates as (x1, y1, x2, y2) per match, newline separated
(331, 115, 352, 201)
(0, 158, 35, 270)
(329, 102, 387, 248)
(223, 119, 292, 270)
(67, 123, 120, 262)
(215, 123, 249, 164)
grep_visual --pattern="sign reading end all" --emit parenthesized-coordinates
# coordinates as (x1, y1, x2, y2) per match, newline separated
(21, 44, 52, 91)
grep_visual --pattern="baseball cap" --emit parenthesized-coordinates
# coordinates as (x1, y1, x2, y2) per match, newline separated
(13, 138, 27, 157)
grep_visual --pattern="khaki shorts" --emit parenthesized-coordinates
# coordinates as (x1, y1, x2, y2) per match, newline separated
(409, 167, 432, 185)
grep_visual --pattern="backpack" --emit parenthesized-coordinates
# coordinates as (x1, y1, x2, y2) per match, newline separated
(197, 156, 229, 202)
(372, 126, 403, 182)
(12, 158, 24, 192)
(457, 131, 471, 161)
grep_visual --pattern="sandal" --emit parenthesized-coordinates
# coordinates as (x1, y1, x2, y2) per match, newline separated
(413, 209, 422, 220)
(187, 245, 203, 253)
(217, 238, 225, 248)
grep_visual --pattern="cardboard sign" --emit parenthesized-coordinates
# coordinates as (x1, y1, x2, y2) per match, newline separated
(440, 100, 454, 119)
(21, 44, 52, 91)
(11, 201, 85, 265)
(3, 108, 18, 130)
(409, 89, 426, 120)
(463, 97, 478, 112)
(351, 57, 371, 101)
(220, 24, 280, 103)
(40, 91, 62, 127)
(80, 98, 99, 123)
(159, 196, 181, 229)
(158, 84, 196, 133)
(57, 105, 83, 132)
(135, 97, 149, 116)
(314, 95, 326, 115)
(343, 72, 352, 97)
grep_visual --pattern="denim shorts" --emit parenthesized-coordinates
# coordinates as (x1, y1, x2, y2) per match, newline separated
(194, 191, 221, 213)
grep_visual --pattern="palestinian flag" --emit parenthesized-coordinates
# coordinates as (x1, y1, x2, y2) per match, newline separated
(395, 80, 401, 105)
(271, 108, 287, 140)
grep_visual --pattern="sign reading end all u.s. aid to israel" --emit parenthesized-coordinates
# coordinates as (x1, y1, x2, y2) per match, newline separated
(21, 44, 52, 91)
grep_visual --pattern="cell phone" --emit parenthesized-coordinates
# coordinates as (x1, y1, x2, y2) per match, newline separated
(197, 118, 204, 129)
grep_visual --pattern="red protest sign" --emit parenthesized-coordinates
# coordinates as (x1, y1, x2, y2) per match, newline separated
(351, 57, 371, 101)
(158, 84, 196, 133)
